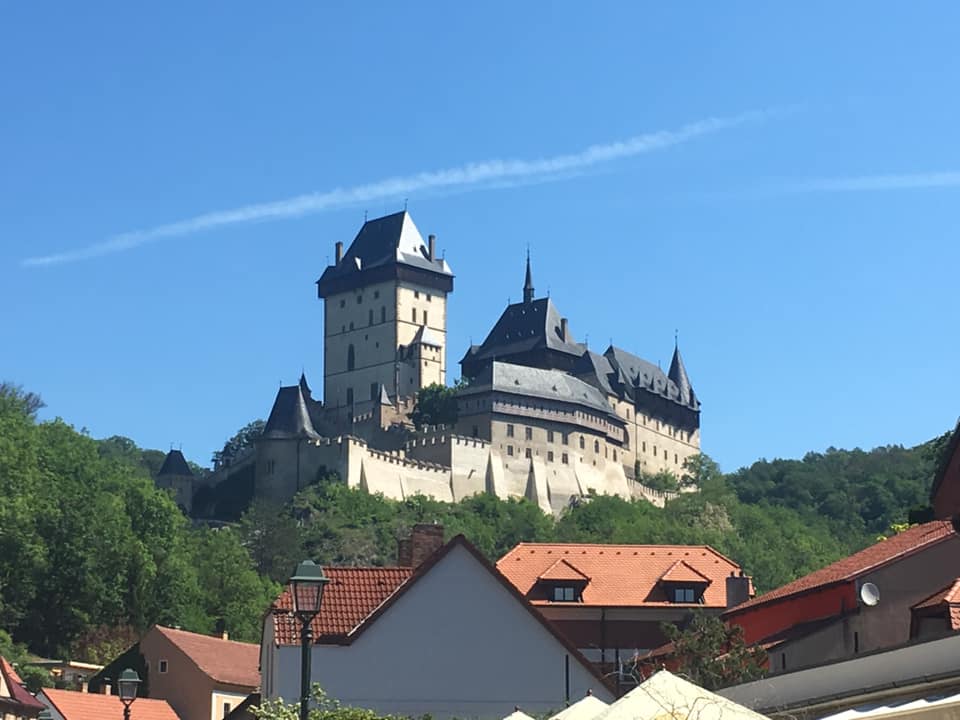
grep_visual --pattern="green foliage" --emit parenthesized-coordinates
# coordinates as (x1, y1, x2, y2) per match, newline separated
(410, 382, 461, 430)
(239, 499, 305, 583)
(659, 611, 767, 690)
(213, 419, 265, 467)
(641, 469, 680, 492)
(253, 684, 396, 720)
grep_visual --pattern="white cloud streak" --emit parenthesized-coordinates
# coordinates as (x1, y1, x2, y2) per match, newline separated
(23, 110, 771, 267)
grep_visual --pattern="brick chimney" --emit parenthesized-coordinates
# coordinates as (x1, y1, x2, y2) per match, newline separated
(335, 241, 343, 264)
(726, 570, 752, 609)
(427, 234, 436, 261)
(397, 524, 444, 567)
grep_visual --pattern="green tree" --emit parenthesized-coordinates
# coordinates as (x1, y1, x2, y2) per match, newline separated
(240, 500, 305, 583)
(213, 420, 265, 467)
(660, 611, 767, 690)
(253, 685, 395, 720)
(410, 382, 461, 430)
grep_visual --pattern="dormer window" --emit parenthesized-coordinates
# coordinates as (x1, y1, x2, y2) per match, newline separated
(659, 560, 711, 604)
(671, 587, 699, 603)
(535, 558, 590, 603)
(553, 586, 579, 602)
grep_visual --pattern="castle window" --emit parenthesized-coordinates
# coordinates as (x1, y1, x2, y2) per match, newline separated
(414, 290, 420, 299)
(613, 450, 618, 461)
(547, 430, 555, 443)
(423, 310, 428, 326)
(653, 446, 658, 458)
(472, 426, 478, 438)
(643, 441, 647, 453)
(427, 293, 432, 302)
(349, 321, 354, 330)
(525, 427, 532, 441)
(339, 299, 346, 308)
(368, 309, 374, 326)
(579, 436, 585, 450)
(374, 290, 380, 299)
(507, 424, 514, 438)
(675, 453, 679, 465)
(412, 308, 417, 323)
(525, 448, 532, 459)
(346, 388, 354, 405)
(562, 453, 569, 464)
(562, 433, 569, 446)
(370, 383, 378, 400)
(381, 307, 386, 322)
(627, 408, 631, 419)
(507, 445, 514, 456)
(547, 451, 554, 462)
(347, 344, 355, 371)
(357, 295, 362, 304)
(594, 440, 600, 454)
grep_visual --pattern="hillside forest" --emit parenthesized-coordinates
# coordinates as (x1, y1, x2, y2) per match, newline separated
(0, 382, 950, 673)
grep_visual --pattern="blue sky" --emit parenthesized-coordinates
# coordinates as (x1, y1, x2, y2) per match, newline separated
(4, 3, 960, 473)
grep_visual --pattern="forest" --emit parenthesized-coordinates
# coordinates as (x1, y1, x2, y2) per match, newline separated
(0, 381, 950, 668)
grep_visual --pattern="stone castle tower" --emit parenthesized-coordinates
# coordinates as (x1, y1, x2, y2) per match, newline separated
(316, 211, 454, 408)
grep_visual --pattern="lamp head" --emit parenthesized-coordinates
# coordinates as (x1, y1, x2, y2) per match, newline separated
(117, 668, 141, 706)
(289, 560, 329, 619)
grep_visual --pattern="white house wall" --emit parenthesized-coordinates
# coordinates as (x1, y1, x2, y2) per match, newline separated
(268, 543, 612, 719)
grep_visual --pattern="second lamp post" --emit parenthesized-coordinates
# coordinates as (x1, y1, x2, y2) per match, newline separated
(289, 560, 329, 720)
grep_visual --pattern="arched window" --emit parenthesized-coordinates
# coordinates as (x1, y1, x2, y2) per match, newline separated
(347, 344, 355, 371)
(594, 440, 600, 453)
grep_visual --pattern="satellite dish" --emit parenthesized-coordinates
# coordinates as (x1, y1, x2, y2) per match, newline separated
(860, 582, 880, 607)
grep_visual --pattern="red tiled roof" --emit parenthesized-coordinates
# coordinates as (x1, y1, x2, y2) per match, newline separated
(497, 543, 743, 607)
(271, 567, 414, 644)
(42, 688, 179, 720)
(154, 626, 260, 688)
(538, 559, 590, 582)
(912, 577, 960, 610)
(659, 560, 712, 584)
(0, 656, 44, 710)
(726, 520, 957, 616)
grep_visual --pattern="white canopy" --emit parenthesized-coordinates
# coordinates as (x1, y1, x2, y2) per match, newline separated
(549, 694, 610, 720)
(502, 710, 536, 720)
(595, 670, 769, 720)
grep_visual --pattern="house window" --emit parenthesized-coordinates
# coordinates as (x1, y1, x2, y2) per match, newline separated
(525, 448, 532, 459)
(525, 427, 532, 440)
(547, 430, 555, 443)
(547, 451, 554, 462)
(672, 588, 696, 603)
(506, 424, 514, 438)
(347, 344, 355, 371)
(553, 586, 576, 602)
(507, 445, 514, 456)
(562, 452, 569, 465)
(159, 659, 168, 673)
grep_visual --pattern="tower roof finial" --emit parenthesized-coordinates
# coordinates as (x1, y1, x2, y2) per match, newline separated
(523, 248, 534, 304)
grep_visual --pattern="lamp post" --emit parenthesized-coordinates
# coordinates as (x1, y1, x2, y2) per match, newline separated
(117, 668, 141, 720)
(289, 560, 329, 720)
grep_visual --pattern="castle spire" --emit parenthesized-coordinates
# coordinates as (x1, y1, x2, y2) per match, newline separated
(668, 337, 695, 406)
(523, 249, 534, 304)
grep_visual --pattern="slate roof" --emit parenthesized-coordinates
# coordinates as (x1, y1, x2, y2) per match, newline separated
(574, 351, 617, 397)
(41, 688, 179, 720)
(153, 625, 260, 688)
(157, 449, 193, 478)
(497, 543, 744, 607)
(458, 362, 620, 420)
(0, 655, 44, 711)
(667, 344, 695, 407)
(271, 567, 415, 643)
(725, 520, 957, 616)
(263, 383, 319, 439)
(462, 297, 585, 366)
(411, 325, 444, 348)
(317, 212, 452, 291)
(604, 345, 698, 410)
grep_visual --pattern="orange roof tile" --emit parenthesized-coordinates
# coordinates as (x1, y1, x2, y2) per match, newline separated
(0, 655, 44, 710)
(154, 626, 260, 688)
(727, 520, 957, 616)
(538, 559, 590, 582)
(271, 566, 414, 644)
(659, 560, 712, 584)
(496, 543, 743, 607)
(42, 688, 179, 720)
(912, 577, 960, 610)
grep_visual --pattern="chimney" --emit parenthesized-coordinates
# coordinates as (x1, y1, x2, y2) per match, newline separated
(335, 241, 343, 264)
(427, 234, 436, 261)
(397, 524, 444, 567)
(560, 318, 569, 342)
(101, 681, 111, 695)
(726, 570, 752, 609)
(80, 680, 89, 693)
(222, 630, 229, 641)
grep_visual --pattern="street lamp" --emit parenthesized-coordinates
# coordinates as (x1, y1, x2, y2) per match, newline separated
(289, 560, 329, 720)
(117, 668, 141, 720)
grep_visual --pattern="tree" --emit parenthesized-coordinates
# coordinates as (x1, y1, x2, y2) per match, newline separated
(252, 685, 395, 720)
(659, 611, 767, 690)
(213, 420, 265, 468)
(239, 500, 305, 583)
(0, 382, 44, 418)
(409, 382, 461, 430)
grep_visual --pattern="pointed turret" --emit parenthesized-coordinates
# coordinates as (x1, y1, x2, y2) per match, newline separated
(668, 340, 695, 407)
(523, 251, 534, 304)
(299, 372, 312, 400)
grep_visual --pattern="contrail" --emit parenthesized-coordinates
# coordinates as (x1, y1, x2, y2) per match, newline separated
(22, 109, 771, 267)
(781, 171, 960, 193)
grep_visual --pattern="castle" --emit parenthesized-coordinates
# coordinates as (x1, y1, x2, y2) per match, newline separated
(181, 211, 701, 516)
